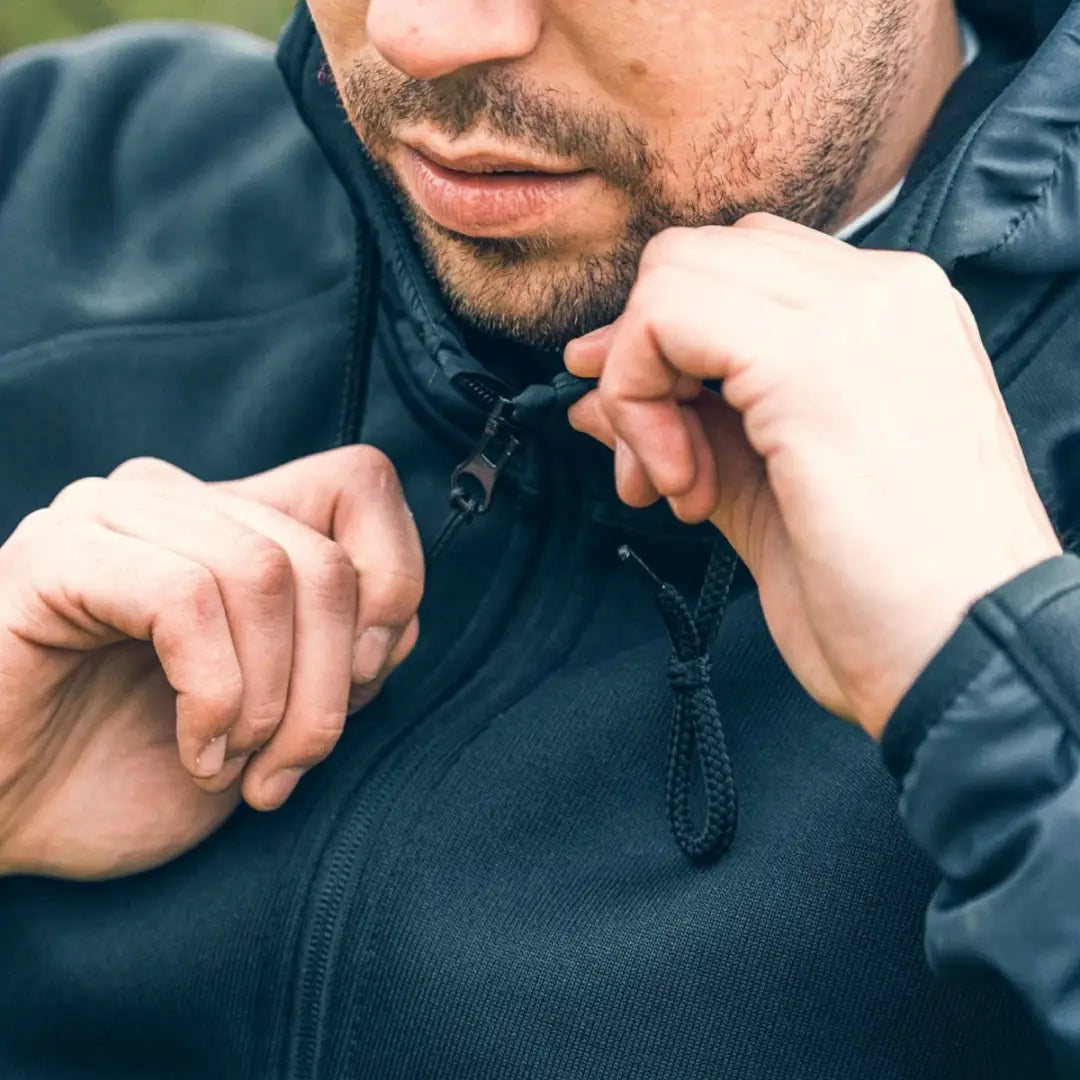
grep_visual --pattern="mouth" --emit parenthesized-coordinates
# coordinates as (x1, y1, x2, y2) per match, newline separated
(403, 139, 584, 176)
(396, 140, 595, 238)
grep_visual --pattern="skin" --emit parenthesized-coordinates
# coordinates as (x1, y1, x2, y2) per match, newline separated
(564, 216, 1062, 734)
(314, 0, 964, 344)
(0, 0, 1060, 879)
(0, 451, 423, 879)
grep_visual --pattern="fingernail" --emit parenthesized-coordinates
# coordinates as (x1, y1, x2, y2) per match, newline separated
(260, 767, 305, 808)
(353, 626, 395, 683)
(204, 755, 248, 791)
(195, 734, 227, 778)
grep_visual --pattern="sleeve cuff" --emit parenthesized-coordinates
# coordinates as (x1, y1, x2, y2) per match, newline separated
(882, 553, 1080, 781)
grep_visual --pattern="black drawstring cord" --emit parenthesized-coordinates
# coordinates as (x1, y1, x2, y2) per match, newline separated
(429, 487, 479, 562)
(620, 535, 740, 863)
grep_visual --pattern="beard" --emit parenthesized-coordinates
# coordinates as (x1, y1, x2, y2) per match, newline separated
(337, 6, 909, 351)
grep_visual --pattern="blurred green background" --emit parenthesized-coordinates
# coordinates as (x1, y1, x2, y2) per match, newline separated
(1, 0, 297, 54)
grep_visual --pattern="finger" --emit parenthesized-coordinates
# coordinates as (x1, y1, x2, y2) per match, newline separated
(569, 392, 661, 507)
(615, 438, 662, 509)
(733, 212, 854, 257)
(568, 390, 616, 447)
(599, 268, 796, 495)
(53, 478, 294, 769)
(348, 612, 421, 713)
(113, 460, 359, 807)
(694, 388, 771, 553)
(638, 225, 841, 308)
(237, 524, 356, 809)
(217, 447, 425, 675)
(564, 322, 617, 377)
(667, 404, 722, 524)
(118, 451, 426, 681)
(2, 513, 242, 779)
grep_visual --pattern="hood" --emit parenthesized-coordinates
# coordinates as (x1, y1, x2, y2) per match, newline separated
(871, 0, 1080, 279)
(276, 0, 1080, 427)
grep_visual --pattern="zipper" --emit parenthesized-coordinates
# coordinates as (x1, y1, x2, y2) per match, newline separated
(286, 346, 599, 1076)
(286, 422, 594, 1080)
(286, 380, 535, 1078)
(286, 731, 420, 1078)
(427, 391, 523, 561)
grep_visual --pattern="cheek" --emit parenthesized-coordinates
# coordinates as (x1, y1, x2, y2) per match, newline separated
(307, 0, 372, 63)
(548, 0, 760, 162)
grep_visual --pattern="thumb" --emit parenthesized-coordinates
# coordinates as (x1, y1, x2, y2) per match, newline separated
(214, 452, 349, 534)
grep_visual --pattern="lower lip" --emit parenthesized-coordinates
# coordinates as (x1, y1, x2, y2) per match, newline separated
(401, 148, 589, 236)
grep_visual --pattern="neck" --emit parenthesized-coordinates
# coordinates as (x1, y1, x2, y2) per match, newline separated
(837, 3, 965, 230)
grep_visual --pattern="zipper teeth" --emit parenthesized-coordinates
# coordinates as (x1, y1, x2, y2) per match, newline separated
(290, 742, 411, 1077)
(293, 389, 522, 1076)
(292, 451, 589, 1078)
(456, 374, 500, 409)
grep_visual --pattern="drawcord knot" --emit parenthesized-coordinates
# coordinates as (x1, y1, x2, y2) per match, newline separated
(620, 536, 740, 864)
(667, 654, 713, 695)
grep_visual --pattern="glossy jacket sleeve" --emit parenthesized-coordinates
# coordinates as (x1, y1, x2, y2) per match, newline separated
(883, 554, 1080, 1076)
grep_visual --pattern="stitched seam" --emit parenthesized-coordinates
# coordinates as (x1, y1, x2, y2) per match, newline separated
(1000, 577, 1080, 625)
(335, 224, 378, 447)
(336, 238, 363, 448)
(906, 103, 999, 251)
(891, 629, 998, 781)
(982, 119, 1080, 258)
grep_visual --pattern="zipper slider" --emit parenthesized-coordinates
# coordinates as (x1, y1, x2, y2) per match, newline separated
(427, 398, 521, 561)
(451, 398, 520, 515)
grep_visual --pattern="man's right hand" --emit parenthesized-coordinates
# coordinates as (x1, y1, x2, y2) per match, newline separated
(0, 448, 424, 881)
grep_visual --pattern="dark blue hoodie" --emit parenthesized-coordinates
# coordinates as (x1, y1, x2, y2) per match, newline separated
(1, 2, 1080, 1077)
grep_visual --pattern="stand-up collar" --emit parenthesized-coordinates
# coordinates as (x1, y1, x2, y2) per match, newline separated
(276, 6, 707, 547)
(276, 0, 1080, 468)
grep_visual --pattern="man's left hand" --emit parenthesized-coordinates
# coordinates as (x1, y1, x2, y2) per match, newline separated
(565, 214, 1062, 738)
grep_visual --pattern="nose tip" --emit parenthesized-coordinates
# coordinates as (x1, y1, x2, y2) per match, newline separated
(366, 0, 542, 82)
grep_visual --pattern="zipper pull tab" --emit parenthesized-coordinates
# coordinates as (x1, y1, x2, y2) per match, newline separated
(427, 399, 521, 561)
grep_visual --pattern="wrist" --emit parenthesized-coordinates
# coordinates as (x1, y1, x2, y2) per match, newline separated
(857, 538, 1065, 741)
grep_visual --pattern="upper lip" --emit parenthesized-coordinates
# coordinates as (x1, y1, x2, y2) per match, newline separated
(404, 140, 584, 175)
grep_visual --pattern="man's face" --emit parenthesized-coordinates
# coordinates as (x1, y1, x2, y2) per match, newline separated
(310, 0, 927, 348)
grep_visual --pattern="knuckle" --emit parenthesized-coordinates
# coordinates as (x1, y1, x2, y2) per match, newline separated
(639, 227, 690, 272)
(339, 444, 401, 491)
(301, 541, 357, 606)
(597, 380, 635, 426)
(952, 287, 977, 322)
(231, 710, 282, 750)
(189, 688, 243, 733)
(293, 714, 347, 767)
(890, 251, 949, 292)
(109, 456, 174, 483)
(736, 211, 779, 230)
(9, 507, 54, 547)
(1, 509, 58, 578)
(233, 535, 293, 599)
(164, 566, 224, 630)
(854, 274, 895, 315)
(363, 568, 424, 626)
(51, 476, 108, 513)
(628, 267, 671, 317)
